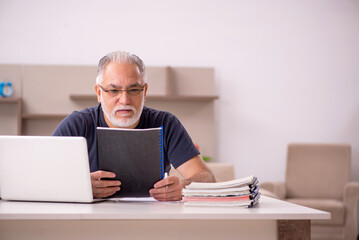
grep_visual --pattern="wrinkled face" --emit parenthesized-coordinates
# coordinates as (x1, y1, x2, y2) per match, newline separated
(95, 62, 148, 129)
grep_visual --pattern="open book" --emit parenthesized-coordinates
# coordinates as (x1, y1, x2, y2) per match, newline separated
(97, 127, 165, 197)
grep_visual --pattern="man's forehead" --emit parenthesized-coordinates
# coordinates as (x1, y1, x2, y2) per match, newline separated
(102, 62, 143, 85)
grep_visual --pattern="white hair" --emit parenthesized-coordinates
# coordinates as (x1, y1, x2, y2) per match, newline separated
(96, 50, 147, 85)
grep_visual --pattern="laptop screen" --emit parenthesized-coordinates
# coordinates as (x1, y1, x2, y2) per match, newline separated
(0, 136, 95, 203)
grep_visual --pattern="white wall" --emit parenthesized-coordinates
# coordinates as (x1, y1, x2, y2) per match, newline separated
(1, 0, 359, 181)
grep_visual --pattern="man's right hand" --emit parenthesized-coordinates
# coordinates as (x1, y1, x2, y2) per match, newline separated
(90, 170, 121, 199)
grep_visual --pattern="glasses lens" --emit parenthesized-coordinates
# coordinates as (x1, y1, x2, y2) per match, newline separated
(99, 85, 144, 97)
(107, 89, 120, 97)
(127, 88, 143, 96)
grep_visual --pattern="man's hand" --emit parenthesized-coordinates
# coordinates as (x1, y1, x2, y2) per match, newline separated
(90, 170, 121, 199)
(149, 175, 182, 201)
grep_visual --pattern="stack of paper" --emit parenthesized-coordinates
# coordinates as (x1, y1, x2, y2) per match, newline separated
(182, 175, 260, 207)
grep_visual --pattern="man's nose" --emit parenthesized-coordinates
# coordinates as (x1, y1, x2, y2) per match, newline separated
(118, 91, 130, 105)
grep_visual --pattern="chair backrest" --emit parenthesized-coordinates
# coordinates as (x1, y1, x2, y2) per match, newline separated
(285, 143, 350, 199)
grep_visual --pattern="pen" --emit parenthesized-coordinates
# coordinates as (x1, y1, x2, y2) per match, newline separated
(164, 172, 168, 190)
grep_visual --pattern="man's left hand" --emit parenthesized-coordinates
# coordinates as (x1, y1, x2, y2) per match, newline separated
(149, 175, 182, 201)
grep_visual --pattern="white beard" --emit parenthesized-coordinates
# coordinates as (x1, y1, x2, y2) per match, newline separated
(101, 95, 144, 128)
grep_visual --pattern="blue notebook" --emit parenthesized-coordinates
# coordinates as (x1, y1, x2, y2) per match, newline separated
(97, 127, 164, 197)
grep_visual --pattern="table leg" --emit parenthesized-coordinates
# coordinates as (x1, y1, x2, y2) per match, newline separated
(277, 220, 311, 240)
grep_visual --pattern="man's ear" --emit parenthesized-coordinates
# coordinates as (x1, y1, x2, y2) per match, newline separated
(143, 83, 148, 101)
(95, 84, 102, 103)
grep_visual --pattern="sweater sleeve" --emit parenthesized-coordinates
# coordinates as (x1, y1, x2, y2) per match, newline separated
(163, 114, 200, 169)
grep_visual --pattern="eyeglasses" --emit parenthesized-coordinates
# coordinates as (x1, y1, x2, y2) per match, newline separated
(98, 84, 145, 97)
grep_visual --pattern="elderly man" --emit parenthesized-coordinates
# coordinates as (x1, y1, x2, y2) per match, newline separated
(53, 50, 215, 201)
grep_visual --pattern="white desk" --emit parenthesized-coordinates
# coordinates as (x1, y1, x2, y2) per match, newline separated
(0, 196, 329, 240)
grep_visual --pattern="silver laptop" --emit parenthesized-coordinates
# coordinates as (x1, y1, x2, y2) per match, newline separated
(0, 135, 99, 203)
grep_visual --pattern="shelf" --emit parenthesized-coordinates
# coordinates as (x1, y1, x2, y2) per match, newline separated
(1, 64, 217, 142)
(22, 114, 68, 120)
(69, 94, 96, 101)
(148, 95, 219, 101)
(0, 97, 21, 103)
(70, 94, 219, 101)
